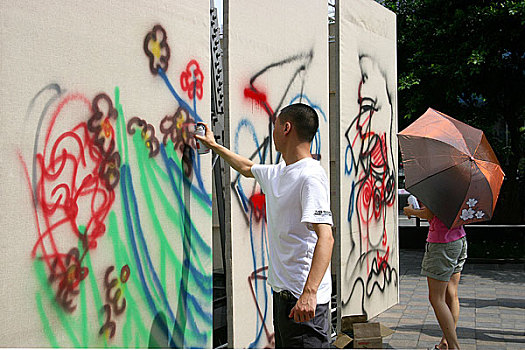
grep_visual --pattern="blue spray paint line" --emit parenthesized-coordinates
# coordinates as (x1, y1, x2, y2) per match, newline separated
(345, 144, 354, 175)
(122, 165, 179, 322)
(248, 211, 263, 348)
(162, 145, 211, 208)
(289, 94, 327, 122)
(348, 181, 356, 222)
(190, 148, 210, 203)
(171, 275, 212, 348)
(157, 67, 202, 123)
(136, 141, 211, 291)
(235, 183, 250, 213)
(160, 145, 212, 255)
(181, 259, 213, 318)
(234, 119, 264, 162)
(120, 165, 159, 320)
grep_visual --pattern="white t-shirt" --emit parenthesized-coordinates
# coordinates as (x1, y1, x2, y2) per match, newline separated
(251, 157, 333, 304)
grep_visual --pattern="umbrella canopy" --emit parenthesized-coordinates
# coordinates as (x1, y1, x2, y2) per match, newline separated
(398, 108, 505, 228)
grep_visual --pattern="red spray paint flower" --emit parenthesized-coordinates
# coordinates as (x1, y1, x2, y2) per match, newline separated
(180, 60, 204, 100)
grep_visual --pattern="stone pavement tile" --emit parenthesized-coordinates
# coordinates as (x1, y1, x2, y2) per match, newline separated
(391, 304, 407, 311)
(500, 322, 519, 330)
(459, 344, 477, 350)
(380, 312, 404, 319)
(458, 327, 476, 339)
(416, 340, 440, 349)
(476, 340, 507, 349)
(499, 307, 525, 314)
(458, 317, 475, 324)
(502, 328, 525, 340)
(420, 328, 442, 338)
(400, 317, 425, 326)
(387, 339, 419, 348)
(476, 320, 501, 328)
(391, 331, 420, 341)
(406, 304, 429, 309)
(501, 313, 525, 320)
(476, 316, 501, 323)
(418, 332, 440, 342)
(458, 321, 475, 328)
(476, 306, 499, 313)
(405, 309, 428, 315)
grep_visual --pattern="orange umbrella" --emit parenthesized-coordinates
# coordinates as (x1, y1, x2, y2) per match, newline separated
(398, 108, 505, 228)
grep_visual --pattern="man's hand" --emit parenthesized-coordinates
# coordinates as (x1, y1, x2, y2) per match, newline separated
(289, 291, 317, 323)
(193, 122, 254, 177)
(194, 122, 217, 149)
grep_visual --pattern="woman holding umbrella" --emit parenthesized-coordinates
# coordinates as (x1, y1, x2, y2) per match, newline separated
(404, 202, 466, 350)
(398, 108, 505, 350)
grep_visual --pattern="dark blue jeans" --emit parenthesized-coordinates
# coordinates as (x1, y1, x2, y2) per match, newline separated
(273, 290, 331, 348)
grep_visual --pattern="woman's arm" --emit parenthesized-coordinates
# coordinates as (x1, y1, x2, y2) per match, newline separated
(403, 204, 434, 221)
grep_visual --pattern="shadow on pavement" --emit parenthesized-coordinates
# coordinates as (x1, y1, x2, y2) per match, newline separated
(459, 297, 525, 309)
(394, 324, 525, 343)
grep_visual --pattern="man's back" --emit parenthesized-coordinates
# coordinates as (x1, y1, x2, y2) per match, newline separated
(252, 157, 332, 304)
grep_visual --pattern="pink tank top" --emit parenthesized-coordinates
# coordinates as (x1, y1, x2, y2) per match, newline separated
(427, 216, 466, 243)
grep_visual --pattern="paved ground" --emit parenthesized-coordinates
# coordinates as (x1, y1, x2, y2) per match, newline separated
(369, 249, 525, 349)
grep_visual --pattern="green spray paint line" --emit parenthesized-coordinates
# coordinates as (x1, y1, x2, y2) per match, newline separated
(33, 260, 81, 347)
(163, 141, 213, 213)
(132, 135, 185, 273)
(107, 210, 153, 344)
(127, 136, 214, 343)
(132, 134, 210, 275)
(114, 87, 211, 345)
(125, 175, 163, 305)
(117, 184, 157, 339)
(81, 242, 108, 348)
(77, 226, 90, 347)
(115, 86, 130, 166)
(35, 292, 59, 348)
(161, 242, 166, 293)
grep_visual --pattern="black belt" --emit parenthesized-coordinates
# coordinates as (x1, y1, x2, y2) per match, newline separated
(275, 289, 296, 302)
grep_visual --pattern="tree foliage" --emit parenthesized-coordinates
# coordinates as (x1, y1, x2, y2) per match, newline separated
(377, 0, 525, 222)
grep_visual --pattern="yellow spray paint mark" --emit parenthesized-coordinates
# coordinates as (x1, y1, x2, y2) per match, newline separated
(151, 40, 161, 58)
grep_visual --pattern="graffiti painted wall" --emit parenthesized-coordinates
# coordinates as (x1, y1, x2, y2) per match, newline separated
(0, 0, 212, 347)
(338, 0, 399, 319)
(224, 0, 329, 347)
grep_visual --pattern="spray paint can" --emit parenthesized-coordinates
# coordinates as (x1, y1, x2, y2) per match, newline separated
(195, 123, 210, 154)
(407, 194, 420, 209)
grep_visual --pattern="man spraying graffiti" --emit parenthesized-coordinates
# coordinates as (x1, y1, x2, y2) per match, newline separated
(196, 103, 334, 348)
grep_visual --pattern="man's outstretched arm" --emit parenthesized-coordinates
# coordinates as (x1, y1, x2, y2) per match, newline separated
(194, 123, 254, 178)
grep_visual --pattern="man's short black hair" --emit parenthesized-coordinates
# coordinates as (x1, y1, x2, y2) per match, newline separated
(277, 103, 319, 143)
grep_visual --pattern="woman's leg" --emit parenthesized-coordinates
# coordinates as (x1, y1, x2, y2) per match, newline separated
(438, 272, 461, 349)
(427, 277, 460, 349)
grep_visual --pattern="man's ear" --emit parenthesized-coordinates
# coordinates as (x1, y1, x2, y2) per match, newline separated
(284, 121, 292, 134)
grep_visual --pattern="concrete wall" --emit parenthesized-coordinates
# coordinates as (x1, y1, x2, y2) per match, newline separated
(224, 0, 329, 347)
(336, 0, 399, 320)
(0, 0, 213, 347)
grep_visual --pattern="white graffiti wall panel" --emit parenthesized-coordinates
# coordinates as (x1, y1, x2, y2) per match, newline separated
(339, 0, 399, 319)
(225, 0, 329, 347)
(0, 0, 213, 347)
